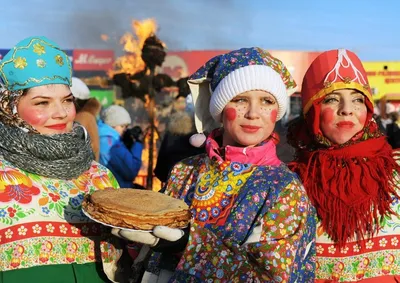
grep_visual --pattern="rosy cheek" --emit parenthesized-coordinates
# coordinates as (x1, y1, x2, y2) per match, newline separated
(21, 110, 49, 126)
(321, 107, 335, 125)
(270, 109, 277, 123)
(357, 110, 367, 125)
(224, 107, 237, 121)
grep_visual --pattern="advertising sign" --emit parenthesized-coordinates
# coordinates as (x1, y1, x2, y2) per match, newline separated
(363, 62, 400, 101)
(160, 50, 322, 92)
(73, 49, 114, 71)
(72, 49, 115, 106)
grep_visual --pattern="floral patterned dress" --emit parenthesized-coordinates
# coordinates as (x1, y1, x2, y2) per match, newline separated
(315, 154, 400, 282)
(145, 138, 316, 283)
(315, 198, 400, 283)
(0, 158, 120, 283)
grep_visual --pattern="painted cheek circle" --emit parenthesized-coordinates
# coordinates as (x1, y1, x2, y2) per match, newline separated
(224, 107, 237, 121)
(358, 110, 367, 125)
(21, 110, 48, 126)
(270, 109, 278, 122)
(321, 107, 335, 124)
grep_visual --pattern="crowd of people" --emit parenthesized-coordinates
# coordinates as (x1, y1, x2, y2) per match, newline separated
(1, 35, 400, 283)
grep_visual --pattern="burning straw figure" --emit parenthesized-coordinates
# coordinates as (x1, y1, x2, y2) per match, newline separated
(112, 47, 316, 282)
(113, 35, 172, 190)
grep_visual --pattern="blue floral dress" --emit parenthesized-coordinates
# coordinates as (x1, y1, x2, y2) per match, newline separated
(145, 136, 317, 283)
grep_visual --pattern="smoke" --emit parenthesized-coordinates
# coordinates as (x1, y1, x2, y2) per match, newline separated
(67, 0, 251, 51)
(67, 9, 122, 51)
(0, 0, 253, 52)
(152, 0, 253, 50)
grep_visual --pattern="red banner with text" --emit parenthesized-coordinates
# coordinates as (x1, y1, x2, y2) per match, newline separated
(160, 50, 322, 92)
(72, 49, 114, 71)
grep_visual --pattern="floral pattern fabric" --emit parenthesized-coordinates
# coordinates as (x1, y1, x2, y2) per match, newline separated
(151, 153, 316, 283)
(0, 158, 119, 272)
(314, 153, 400, 282)
(315, 193, 400, 282)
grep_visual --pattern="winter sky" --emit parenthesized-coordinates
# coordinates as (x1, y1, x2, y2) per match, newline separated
(1, 0, 400, 61)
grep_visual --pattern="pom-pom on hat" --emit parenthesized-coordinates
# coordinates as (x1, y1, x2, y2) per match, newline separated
(188, 47, 297, 133)
(0, 36, 72, 91)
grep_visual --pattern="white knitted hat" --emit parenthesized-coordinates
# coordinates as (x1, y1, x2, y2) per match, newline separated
(101, 105, 131, 127)
(188, 47, 297, 133)
(210, 65, 287, 123)
(71, 77, 91, 100)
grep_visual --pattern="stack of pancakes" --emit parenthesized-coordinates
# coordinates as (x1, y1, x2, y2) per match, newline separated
(82, 188, 191, 230)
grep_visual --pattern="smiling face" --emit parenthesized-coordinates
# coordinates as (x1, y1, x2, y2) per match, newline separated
(17, 84, 76, 135)
(319, 88, 368, 144)
(222, 90, 279, 147)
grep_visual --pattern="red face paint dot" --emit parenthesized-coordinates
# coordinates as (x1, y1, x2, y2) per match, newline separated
(270, 109, 277, 123)
(224, 107, 237, 121)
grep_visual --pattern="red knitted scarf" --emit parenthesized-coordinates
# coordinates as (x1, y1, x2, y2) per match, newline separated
(289, 119, 400, 246)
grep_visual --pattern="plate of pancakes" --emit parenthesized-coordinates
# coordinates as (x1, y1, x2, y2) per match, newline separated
(82, 188, 191, 232)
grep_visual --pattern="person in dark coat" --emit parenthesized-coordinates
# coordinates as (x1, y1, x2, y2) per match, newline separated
(154, 109, 204, 183)
(386, 111, 400, 148)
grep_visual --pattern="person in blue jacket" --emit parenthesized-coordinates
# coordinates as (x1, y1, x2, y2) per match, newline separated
(98, 105, 143, 188)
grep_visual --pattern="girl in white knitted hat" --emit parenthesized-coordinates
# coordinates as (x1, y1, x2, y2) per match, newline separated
(113, 47, 316, 283)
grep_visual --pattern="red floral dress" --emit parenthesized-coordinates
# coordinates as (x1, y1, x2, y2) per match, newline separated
(0, 158, 120, 281)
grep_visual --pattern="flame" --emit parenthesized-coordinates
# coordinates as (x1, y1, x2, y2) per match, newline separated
(134, 120, 162, 191)
(111, 18, 160, 76)
(111, 18, 167, 191)
(144, 94, 151, 109)
(133, 94, 161, 191)
(100, 34, 109, 41)
(81, 76, 109, 88)
(133, 89, 179, 191)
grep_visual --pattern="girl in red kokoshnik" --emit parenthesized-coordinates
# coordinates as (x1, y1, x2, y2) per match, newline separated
(288, 49, 400, 282)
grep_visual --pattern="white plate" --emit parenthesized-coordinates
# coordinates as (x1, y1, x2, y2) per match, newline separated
(81, 208, 152, 232)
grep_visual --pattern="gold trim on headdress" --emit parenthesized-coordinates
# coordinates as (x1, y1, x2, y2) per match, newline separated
(303, 49, 373, 114)
(303, 81, 373, 114)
